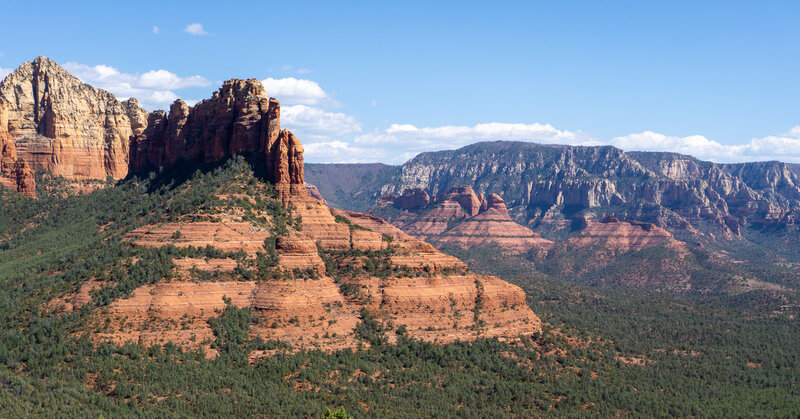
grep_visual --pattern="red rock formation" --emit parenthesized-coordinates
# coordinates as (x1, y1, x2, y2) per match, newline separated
(380, 188, 430, 210)
(129, 79, 305, 200)
(305, 183, 327, 204)
(439, 185, 483, 216)
(13, 159, 35, 197)
(567, 218, 688, 254)
(374, 186, 552, 253)
(0, 99, 35, 197)
(267, 129, 306, 199)
(0, 56, 144, 181)
(0, 58, 299, 200)
(444, 193, 553, 252)
(130, 79, 270, 169)
(63, 177, 542, 353)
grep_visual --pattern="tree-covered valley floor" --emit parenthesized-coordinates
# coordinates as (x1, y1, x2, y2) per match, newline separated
(0, 157, 797, 417)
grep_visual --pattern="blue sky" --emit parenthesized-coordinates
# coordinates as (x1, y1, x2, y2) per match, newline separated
(1, 1, 799, 163)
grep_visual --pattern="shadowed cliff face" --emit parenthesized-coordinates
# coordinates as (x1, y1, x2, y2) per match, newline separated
(129, 78, 305, 198)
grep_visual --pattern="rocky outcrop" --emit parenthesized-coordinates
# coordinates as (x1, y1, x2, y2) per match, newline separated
(129, 78, 305, 199)
(373, 185, 553, 253)
(567, 217, 688, 254)
(130, 79, 269, 169)
(378, 188, 430, 210)
(13, 159, 35, 197)
(0, 57, 306, 199)
(0, 99, 35, 197)
(0, 56, 144, 181)
(537, 216, 694, 291)
(305, 183, 327, 204)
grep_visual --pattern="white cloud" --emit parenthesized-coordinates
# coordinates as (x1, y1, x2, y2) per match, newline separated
(0, 67, 11, 80)
(304, 140, 392, 163)
(611, 132, 739, 160)
(152, 26, 160, 34)
(261, 77, 337, 107)
(184, 23, 208, 35)
(352, 122, 595, 160)
(294, 121, 596, 164)
(610, 128, 800, 163)
(296, 68, 311, 74)
(138, 69, 209, 90)
(62, 62, 210, 109)
(281, 105, 361, 141)
(302, 119, 800, 164)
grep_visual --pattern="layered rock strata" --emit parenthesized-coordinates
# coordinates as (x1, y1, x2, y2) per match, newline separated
(374, 185, 553, 253)
(308, 142, 800, 240)
(53, 190, 540, 353)
(49, 125, 540, 354)
(0, 56, 143, 184)
(0, 57, 306, 198)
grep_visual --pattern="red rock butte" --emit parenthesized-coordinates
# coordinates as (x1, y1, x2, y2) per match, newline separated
(22, 56, 542, 353)
(376, 185, 553, 253)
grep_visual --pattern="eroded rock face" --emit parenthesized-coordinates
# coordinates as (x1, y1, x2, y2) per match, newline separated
(330, 142, 800, 240)
(0, 99, 35, 197)
(374, 185, 553, 253)
(0, 57, 307, 199)
(0, 56, 143, 181)
(54, 185, 540, 354)
(568, 217, 688, 254)
(130, 79, 269, 170)
(129, 78, 305, 199)
(13, 159, 35, 196)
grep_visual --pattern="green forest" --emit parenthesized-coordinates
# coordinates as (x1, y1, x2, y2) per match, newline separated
(0, 157, 797, 417)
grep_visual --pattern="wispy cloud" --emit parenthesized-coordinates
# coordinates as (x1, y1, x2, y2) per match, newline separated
(0, 67, 11, 80)
(152, 26, 160, 34)
(184, 23, 208, 36)
(62, 62, 210, 109)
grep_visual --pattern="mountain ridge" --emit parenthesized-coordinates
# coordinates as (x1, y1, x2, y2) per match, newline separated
(308, 140, 800, 244)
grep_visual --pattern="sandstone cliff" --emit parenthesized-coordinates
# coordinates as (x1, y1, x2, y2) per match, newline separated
(128, 78, 301, 191)
(52, 177, 540, 353)
(373, 185, 553, 253)
(40, 76, 539, 354)
(0, 57, 307, 199)
(0, 56, 144, 185)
